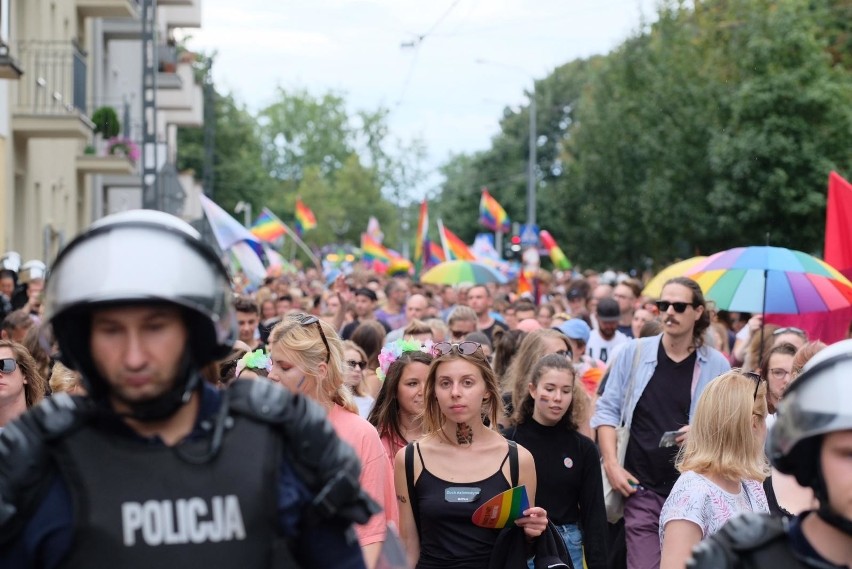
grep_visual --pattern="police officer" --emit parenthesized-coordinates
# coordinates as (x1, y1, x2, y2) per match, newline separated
(689, 339, 852, 568)
(0, 210, 376, 568)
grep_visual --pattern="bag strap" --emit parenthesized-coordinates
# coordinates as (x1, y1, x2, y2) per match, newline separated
(620, 338, 644, 428)
(507, 440, 519, 487)
(405, 443, 421, 539)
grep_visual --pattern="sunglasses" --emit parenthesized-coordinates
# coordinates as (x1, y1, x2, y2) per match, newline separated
(655, 300, 697, 313)
(772, 327, 807, 338)
(432, 341, 482, 357)
(0, 358, 17, 374)
(347, 359, 367, 370)
(744, 371, 764, 401)
(289, 313, 331, 363)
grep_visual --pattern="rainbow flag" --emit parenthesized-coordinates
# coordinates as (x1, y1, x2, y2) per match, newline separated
(517, 270, 533, 298)
(367, 216, 384, 243)
(471, 485, 530, 529)
(294, 199, 317, 234)
(414, 200, 429, 272)
(539, 230, 572, 270)
(251, 207, 287, 242)
(479, 189, 511, 233)
(361, 233, 391, 265)
(440, 224, 476, 261)
(428, 241, 445, 265)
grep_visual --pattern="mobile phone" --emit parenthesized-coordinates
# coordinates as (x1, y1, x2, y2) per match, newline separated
(659, 430, 681, 448)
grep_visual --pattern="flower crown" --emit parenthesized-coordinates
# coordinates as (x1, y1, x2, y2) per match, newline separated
(376, 338, 433, 381)
(236, 349, 272, 377)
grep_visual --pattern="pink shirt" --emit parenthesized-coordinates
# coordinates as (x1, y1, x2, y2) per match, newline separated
(328, 405, 399, 546)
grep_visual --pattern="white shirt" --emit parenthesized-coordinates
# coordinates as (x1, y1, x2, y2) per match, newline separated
(586, 329, 628, 365)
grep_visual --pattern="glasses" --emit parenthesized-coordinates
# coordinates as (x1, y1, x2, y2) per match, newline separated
(744, 371, 764, 401)
(289, 313, 331, 363)
(655, 300, 697, 313)
(772, 327, 807, 339)
(0, 358, 17, 374)
(769, 367, 791, 381)
(347, 359, 367, 371)
(432, 341, 482, 357)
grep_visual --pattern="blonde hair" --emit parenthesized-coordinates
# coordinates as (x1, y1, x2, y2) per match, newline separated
(676, 370, 769, 481)
(423, 349, 503, 441)
(505, 329, 571, 411)
(49, 362, 84, 395)
(268, 316, 356, 413)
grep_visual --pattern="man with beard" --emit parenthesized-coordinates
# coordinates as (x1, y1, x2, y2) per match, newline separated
(592, 277, 730, 569)
(587, 298, 629, 365)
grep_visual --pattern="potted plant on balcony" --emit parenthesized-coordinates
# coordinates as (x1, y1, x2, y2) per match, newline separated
(106, 137, 141, 166)
(91, 106, 121, 139)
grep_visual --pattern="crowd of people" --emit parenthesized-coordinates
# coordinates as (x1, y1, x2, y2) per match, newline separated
(0, 210, 849, 569)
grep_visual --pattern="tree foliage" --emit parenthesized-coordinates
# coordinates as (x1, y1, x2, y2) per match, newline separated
(434, 0, 852, 269)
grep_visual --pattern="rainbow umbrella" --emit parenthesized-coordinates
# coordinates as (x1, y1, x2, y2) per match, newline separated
(642, 256, 707, 299)
(420, 260, 507, 285)
(684, 246, 852, 314)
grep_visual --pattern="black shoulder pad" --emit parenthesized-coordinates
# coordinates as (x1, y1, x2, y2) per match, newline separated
(688, 513, 787, 569)
(0, 394, 90, 536)
(226, 380, 380, 526)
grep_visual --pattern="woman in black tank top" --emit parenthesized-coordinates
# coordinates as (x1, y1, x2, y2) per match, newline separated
(393, 341, 549, 569)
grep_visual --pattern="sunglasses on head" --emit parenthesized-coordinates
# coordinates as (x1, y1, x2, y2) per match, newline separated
(432, 341, 482, 357)
(0, 358, 17, 374)
(289, 313, 331, 363)
(744, 371, 764, 401)
(655, 300, 697, 313)
(772, 327, 807, 339)
(347, 359, 367, 370)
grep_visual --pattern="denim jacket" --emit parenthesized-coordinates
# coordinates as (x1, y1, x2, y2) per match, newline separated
(591, 334, 731, 430)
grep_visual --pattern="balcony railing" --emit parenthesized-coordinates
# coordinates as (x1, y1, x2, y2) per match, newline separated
(14, 41, 88, 117)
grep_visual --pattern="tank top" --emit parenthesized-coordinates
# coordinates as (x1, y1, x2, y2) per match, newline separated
(414, 442, 511, 569)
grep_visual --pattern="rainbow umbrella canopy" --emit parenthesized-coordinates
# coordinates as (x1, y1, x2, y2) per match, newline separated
(643, 256, 707, 299)
(684, 246, 852, 314)
(420, 260, 507, 285)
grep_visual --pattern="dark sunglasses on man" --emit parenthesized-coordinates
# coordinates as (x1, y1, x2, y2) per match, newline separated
(655, 300, 698, 314)
(0, 358, 17, 374)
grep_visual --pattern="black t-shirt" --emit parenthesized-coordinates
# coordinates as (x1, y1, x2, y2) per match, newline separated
(480, 319, 508, 342)
(506, 420, 608, 569)
(624, 341, 696, 496)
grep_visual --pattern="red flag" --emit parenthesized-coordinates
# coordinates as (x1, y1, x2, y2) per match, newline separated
(825, 171, 852, 278)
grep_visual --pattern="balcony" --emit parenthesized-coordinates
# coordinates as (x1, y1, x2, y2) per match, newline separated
(77, 154, 135, 175)
(13, 41, 93, 139)
(160, 0, 201, 29)
(76, 0, 139, 19)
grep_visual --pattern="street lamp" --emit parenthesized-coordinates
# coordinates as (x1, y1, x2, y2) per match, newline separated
(475, 59, 537, 229)
(234, 201, 252, 228)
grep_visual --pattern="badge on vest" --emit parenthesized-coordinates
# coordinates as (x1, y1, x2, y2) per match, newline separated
(121, 495, 246, 546)
(444, 487, 482, 503)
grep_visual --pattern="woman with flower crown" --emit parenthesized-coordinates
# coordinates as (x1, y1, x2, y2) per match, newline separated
(368, 338, 434, 464)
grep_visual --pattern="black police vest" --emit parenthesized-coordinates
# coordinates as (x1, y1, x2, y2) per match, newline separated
(51, 415, 280, 569)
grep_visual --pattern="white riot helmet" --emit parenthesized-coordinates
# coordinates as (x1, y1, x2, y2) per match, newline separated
(0, 252, 21, 273)
(768, 338, 852, 534)
(45, 210, 236, 419)
(19, 260, 46, 283)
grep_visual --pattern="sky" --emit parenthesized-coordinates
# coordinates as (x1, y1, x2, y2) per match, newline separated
(186, 0, 658, 186)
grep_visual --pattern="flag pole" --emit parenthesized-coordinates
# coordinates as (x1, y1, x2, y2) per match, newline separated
(437, 218, 451, 262)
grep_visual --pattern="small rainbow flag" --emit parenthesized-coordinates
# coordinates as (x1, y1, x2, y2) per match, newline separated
(428, 241, 446, 266)
(294, 199, 317, 233)
(440, 224, 476, 261)
(479, 188, 511, 233)
(414, 200, 429, 272)
(251, 207, 287, 242)
(361, 233, 391, 264)
(539, 230, 572, 270)
(472, 485, 530, 529)
(517, 270, 533, 298)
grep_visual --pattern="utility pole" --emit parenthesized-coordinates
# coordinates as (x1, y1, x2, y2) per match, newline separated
(141, 0, 159, 209)
(526, 91, 536, 228)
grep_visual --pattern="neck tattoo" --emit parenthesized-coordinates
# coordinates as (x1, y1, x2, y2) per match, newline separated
(456, 422, 473, 445)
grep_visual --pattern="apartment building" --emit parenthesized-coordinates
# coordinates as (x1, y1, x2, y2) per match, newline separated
(0, 0, 203, 262)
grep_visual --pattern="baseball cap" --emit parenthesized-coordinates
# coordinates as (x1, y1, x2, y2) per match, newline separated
(566, 288, 585, 301)
(354, 288, 378, 302)
(557, 319, 591, 343)
(596, 298, 621, 322)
